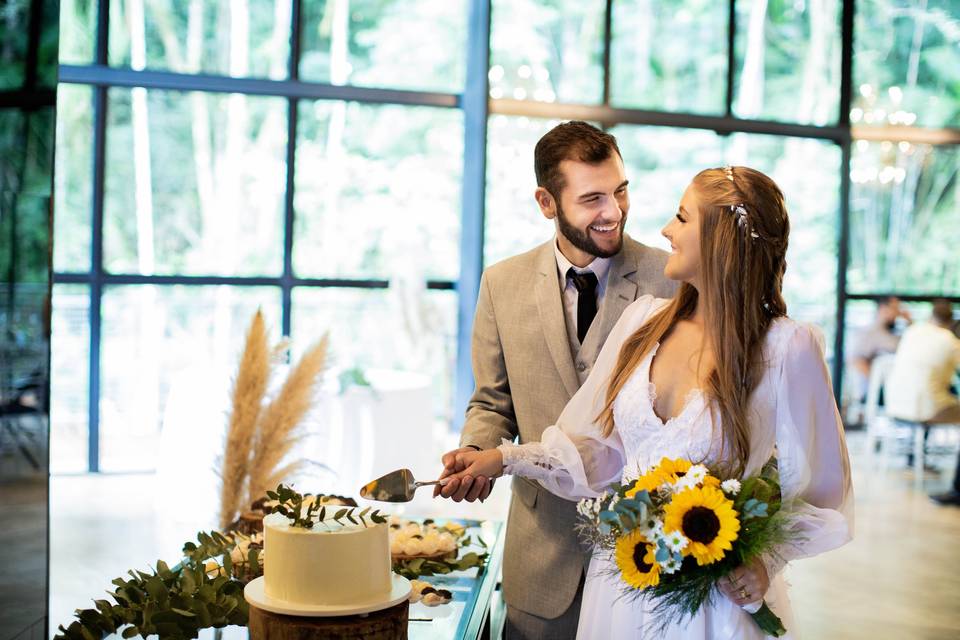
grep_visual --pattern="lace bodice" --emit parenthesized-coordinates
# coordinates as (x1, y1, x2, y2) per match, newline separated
(612, 342, 720, 479)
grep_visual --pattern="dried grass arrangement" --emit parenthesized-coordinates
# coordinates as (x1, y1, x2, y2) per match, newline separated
(218, 310, 330, 530)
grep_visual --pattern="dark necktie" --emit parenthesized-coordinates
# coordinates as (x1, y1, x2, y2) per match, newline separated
(567, 268, 598, 344)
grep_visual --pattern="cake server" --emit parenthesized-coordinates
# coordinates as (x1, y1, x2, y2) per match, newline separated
(359, 468, 443, 502)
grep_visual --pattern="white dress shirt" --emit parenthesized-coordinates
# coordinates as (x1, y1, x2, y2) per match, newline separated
(885, 321, 960, 422)
(554, 239, 611, 359)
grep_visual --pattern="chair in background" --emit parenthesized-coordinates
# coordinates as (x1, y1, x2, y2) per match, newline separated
(863, 354, 899, 468)
(867, 354, 960, 487)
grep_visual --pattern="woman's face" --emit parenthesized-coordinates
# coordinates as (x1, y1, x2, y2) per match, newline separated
(661, 183, 702, 287)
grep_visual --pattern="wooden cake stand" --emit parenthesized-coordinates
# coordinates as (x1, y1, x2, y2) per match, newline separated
(247, 600, 409, 640)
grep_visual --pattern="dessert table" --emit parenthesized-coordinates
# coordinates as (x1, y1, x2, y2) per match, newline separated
(406, 519, 506, 640)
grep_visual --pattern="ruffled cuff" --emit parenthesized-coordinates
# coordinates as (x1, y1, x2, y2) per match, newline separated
(759, 550, 788, 583)
(497, 438, 557, 483)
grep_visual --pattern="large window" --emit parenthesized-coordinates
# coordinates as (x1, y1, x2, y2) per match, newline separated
(54, 0, 960, 473)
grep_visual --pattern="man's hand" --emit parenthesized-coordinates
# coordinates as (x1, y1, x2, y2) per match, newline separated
(434, 447, 501, 502)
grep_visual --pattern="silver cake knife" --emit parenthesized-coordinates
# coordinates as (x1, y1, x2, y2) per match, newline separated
(360, 468, 443, 502)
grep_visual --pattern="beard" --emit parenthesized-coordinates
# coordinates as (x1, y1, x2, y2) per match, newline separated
(556, 201, 625, 259)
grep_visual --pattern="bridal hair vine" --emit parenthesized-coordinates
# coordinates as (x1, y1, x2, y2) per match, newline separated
(730, 203, 760, 239)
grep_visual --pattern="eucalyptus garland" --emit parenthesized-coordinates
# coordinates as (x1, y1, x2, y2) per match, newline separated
(55, 530, 260, 640)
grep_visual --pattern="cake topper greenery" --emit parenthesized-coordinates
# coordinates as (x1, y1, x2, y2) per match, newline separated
(267, 483, 388, 528)
(218, 309, 330, 531)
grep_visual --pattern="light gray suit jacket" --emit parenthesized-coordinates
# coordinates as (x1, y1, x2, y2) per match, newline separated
(460, 234, 676, 619)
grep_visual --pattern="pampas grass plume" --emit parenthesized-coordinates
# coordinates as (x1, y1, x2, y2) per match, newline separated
(246, 334, 330, 507)
(219, 309, 270, 530)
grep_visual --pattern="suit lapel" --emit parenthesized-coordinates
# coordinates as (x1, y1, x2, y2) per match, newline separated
(534, 244, 580, 400)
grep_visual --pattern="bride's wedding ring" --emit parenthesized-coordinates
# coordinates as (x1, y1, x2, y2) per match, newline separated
(738, 587, 750, 600)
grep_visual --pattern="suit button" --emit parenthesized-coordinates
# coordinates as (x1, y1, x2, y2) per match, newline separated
(577, 362, 587, 372)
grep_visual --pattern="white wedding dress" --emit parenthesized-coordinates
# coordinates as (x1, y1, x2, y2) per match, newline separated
(498, 296, 854, 639)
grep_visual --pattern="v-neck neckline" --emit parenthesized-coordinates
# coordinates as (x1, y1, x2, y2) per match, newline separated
(646, 342, 704, 426)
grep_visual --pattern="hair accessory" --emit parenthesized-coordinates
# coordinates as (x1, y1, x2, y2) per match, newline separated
(730, 203, 760, 239)
(724, 166, 735, 181)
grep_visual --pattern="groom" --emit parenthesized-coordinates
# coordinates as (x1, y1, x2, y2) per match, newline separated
(438, 121, 676, 638)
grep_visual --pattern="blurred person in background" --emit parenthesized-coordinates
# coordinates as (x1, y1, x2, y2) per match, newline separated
(846, 296, 910, 419)
(885, 299, 960, 498)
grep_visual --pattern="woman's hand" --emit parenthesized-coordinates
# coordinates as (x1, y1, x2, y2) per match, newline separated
(437, 449, 504, 502)
(717, 558, 770, 607)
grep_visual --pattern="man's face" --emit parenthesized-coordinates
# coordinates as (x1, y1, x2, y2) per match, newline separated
(539, 155, 629, 266)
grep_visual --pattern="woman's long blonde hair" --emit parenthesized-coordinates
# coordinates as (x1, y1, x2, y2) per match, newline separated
(598, 166, 790, 477)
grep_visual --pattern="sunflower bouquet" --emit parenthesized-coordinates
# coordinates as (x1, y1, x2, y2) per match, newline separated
(576, 456, 790, 637)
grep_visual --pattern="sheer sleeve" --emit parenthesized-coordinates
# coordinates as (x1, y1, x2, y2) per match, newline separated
(497, 295, 668, 500)
(766, 323, 854, 576)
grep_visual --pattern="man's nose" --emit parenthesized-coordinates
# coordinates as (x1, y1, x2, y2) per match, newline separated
(602, 196, 624, 221)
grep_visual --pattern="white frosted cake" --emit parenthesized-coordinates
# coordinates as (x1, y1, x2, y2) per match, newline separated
(262, 511, 392, 606)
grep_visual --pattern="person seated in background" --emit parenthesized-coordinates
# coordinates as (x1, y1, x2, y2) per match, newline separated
(846, 296, 910, 420)
(886, 300, 960, 424)
(884, 299, 960, 487)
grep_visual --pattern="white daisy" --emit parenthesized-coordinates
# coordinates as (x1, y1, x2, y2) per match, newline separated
(686, 464, 708, 484)
(663, 530, 689, 553)
(639, 516, 664, 541)
(721, 479, 742, 495)
(660, 556, 682, 574)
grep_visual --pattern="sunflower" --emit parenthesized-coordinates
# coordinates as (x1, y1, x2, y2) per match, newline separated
(624, 468, 668, 498)
(663, 485, 740, 566)
(614, 529, 660, 589)
(657, 457, 722, 489)
(657, 457, 692, 482)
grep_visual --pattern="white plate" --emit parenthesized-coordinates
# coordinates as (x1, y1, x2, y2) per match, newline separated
(244, 575, 412, 617)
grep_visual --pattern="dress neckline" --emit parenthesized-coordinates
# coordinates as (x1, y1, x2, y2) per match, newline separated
(646, 342, 705, 427)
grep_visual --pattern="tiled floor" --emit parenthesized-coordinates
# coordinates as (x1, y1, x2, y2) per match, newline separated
(47, 431, 960, 639)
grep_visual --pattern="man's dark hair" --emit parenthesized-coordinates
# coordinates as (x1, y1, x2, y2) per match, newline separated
(534, 121, 621, 199)
(932, 299, 954, 325)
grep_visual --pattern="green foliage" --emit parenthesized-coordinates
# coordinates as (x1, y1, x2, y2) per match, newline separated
(55, 530, 260, 640)
(267, 484, 387, 529)
(392, 533, 490, 580)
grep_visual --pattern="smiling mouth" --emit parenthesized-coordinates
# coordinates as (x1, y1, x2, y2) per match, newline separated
(589, 222, 619, 233)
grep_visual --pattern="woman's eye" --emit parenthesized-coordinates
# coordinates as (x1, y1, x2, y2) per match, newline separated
(675, 213, 685, 223)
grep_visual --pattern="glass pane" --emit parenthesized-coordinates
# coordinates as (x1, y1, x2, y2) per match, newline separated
(99, 285, 281, 472)
(292, 287, 457, 423)
(299, 0, 467, 93)
(108, 0, 289, 79)
(293, 101, 463, 280)
(54, 84, 93, 273)
(484, 115, 562, 268)
(854, 0, 960, 129)
(611, 125, 725, 249)
(0, 0, 28, 89)
(726, 134, 842, 352)
(51, 284, 89, 474)
(733, 0, 842, 125)
(104, 88, 286, 276)
(611, 0, 727, 114)
(848, 140, 960, 295)
(489, 0, 604, 104)
(58, 0, 98, 65)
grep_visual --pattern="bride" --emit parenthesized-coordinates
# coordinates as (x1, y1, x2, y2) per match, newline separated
(439, 166, 853, 639)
